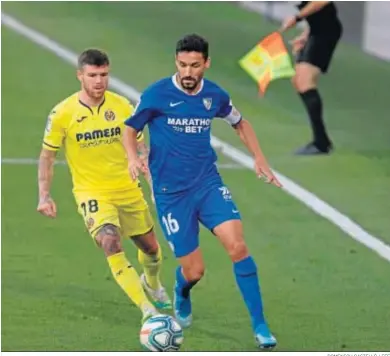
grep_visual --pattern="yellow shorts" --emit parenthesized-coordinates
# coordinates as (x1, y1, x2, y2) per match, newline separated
(74, 188, 154, 239)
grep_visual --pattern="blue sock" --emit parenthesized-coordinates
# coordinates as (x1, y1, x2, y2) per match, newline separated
(175, 266, 199, 298)
(234, 256, 265, 330)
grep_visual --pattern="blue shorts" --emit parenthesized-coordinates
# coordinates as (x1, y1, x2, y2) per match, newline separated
(155, 176, 241, 258)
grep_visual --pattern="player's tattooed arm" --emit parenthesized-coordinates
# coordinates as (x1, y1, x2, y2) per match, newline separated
(38, 148, 57, 200)
(37, 148, 58, 218)
(137, 139, 151, 178)
(123, 126, 140, 162)
(137, 140, 149, 162)
(136, 140, 155, 202)
(124, 126, 148, 181)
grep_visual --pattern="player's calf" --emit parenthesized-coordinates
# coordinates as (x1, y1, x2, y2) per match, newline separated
(179, 248, 205, 285)
(133, 230, 172, 310)
(173, 249, 205, 328)
(95, 224, 157, 319)
(174, 267, 198, 328)
(214, 220, 276, 345)
(233, 254, 277, 348)
(133, 230, 162, 291)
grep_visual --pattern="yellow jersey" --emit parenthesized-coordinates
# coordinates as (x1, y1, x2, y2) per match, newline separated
(42, 91, 143, 194)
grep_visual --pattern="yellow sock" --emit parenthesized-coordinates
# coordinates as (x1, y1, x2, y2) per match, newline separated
(138, 246, 162, 290)
(107, 252, 152, 309)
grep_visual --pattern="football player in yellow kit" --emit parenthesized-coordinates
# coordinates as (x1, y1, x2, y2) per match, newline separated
(37, 49, 171, 323)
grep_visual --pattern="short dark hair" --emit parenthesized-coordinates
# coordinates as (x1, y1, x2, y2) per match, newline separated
(176, 34, 209, 60)
(77, 49, 110, 69)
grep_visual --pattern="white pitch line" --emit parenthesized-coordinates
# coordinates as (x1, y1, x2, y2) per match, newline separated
(1, 158, 66, 165)
(217, 163, 244, 169)
(1, 158, 243, 169)
(2, 12, 390, 263)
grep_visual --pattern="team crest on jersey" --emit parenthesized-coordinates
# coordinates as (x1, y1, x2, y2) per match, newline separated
(104, 109, 116, 121)
(87, 217, 95, 229)
(203, 98, 212, 110)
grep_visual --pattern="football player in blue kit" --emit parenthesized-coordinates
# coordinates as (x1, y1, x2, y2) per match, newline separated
(123, 34, 281, 349)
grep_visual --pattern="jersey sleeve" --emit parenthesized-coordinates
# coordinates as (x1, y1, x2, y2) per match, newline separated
(122, 99, 144, 142)
(216, 90, 242, 127)
(136, 131, 144, 142)
(124, 89, 158, 132)
(42, 107, 66, 151)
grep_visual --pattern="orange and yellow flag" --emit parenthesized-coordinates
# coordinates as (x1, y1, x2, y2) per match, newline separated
(239, 32, 295, 96)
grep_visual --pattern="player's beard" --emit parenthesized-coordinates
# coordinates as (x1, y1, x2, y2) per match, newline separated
(85, 85, 105, 101)
(180, 76, 200, 92)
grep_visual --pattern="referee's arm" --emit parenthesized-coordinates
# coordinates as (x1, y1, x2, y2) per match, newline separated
(296, 1, 330, 20)
(280, 1, 330, 32)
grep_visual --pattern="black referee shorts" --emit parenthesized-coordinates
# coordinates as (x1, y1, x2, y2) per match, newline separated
(296, 31, 342, 73)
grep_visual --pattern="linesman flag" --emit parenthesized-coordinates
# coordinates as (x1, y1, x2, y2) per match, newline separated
(239, 32, 295, 96)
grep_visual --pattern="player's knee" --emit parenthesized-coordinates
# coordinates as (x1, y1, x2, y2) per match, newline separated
(100, 235, 122, 256)
(143, 232, 160, 255)
(141, 240, 159, 256)
(133, 230, 159, 255)
(227, 241, 249, 262)
(183, 265, 205, 282)
(143, 243, 159, 256)
(96, 225, 122, 256)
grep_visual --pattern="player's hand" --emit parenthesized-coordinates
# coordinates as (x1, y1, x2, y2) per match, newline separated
(255, 160, 282, 188)
(279, 15, 297, 33)
(128, 158, 148, 181)
(37, 196, 57, 218)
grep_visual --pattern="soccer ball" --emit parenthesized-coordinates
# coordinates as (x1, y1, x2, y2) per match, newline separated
(140, 314, 184, 351)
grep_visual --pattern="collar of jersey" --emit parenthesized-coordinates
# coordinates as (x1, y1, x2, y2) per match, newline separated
(171, 74, 204, 96)
(78, 96, 106, 115)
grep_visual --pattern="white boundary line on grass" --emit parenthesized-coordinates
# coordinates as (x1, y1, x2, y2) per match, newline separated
(3, 12, 390, 263)
(0, 158, 243, 170)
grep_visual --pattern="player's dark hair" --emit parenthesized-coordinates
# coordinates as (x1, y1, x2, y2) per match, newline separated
(77, 49, 110, 69)
(176, 34, 209, 60)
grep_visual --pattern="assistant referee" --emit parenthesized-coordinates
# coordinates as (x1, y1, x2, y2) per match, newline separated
(280, 1, 343, 155)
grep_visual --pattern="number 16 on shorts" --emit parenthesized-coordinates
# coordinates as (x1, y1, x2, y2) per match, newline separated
(160, 213, 183, 256)
(159, 211, 200, 258)
(161, 213, 180, 235)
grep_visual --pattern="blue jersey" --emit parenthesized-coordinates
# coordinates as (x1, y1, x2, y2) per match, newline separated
(124, 75, 242, 194)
